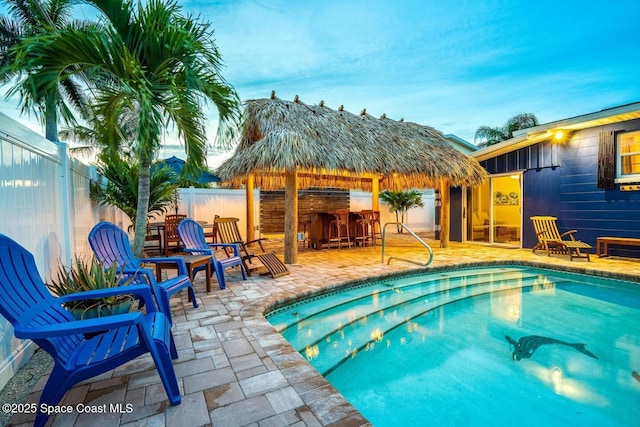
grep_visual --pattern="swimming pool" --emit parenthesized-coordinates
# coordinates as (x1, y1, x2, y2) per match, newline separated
(267, 265, 640, 426)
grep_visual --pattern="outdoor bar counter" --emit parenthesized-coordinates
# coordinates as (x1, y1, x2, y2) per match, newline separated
(308, 211, 369, 249)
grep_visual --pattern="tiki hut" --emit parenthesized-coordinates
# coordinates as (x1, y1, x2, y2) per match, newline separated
(216, 93, 487, 263)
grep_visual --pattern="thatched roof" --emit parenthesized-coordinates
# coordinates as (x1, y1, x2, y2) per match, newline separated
(216, 94, 487, 190)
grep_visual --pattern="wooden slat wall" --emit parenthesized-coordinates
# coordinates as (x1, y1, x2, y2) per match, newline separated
(260, 189, 350, 233)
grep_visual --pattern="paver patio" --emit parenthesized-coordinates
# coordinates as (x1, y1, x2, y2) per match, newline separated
(6, 234, 640, 426)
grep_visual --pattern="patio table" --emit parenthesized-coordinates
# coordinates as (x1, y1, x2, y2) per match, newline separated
(148, 220, 209, 253)
(154, 254, 214, 299)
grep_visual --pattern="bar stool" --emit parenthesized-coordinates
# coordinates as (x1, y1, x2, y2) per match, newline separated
(328, 209, 351, 249)
(354, 211, 373, 247)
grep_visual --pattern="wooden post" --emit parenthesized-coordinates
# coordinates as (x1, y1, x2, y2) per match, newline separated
(371, 176, 379, 211)
(284, 168, 298, 264)
(246, 173, 255, 241)
(439, 179, 450, 248)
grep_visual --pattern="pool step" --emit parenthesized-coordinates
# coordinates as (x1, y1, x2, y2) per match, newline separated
(290, 275, 567, 376)
(269, 267, 531, 332)
(278, 269, 539, 350)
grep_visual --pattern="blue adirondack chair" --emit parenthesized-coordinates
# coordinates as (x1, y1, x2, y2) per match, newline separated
(88, 222, 197, 323)
(177, 218, 246, 289)
(0, 234, 181, 427)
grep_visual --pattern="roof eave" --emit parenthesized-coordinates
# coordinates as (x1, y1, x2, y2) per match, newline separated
(472, 101, 640, 162)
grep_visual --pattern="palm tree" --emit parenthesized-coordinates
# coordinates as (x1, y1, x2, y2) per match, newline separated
(474, 113, 539, 148)
(0, 0, 92, 141)
(379, 190, 425, 233)
(90, 153, 179, 229)
(12, 0, 241, 256)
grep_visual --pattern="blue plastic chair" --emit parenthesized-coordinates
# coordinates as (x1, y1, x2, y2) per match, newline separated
(88, 221, 197, 323)
(0, 234, 181, 427)
(177, 218, 247, 289)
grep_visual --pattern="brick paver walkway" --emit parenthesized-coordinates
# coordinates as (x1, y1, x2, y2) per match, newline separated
(8, 235, 640, 426)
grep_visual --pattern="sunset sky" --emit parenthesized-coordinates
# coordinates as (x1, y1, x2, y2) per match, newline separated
(1, 0, 638, 164)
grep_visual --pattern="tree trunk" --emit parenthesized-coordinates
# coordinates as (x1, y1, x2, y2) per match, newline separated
(133, 153, 152, 258)
(400, 210, 407, 233)
(45, 95, 58, 142)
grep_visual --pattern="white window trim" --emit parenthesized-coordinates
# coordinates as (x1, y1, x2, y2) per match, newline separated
(615, 130, 640, 184)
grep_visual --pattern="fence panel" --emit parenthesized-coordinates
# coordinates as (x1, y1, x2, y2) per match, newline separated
(0, 113, 111, 390)
(350, 190, 435, 232)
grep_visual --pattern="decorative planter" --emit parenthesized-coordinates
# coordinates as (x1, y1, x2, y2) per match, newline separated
(69, 299, 132, 321)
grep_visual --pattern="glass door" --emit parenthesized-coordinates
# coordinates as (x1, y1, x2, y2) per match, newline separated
(467, 173, 522, 247)
(469, 181, 491, 243)
(491, 174, 521, 247)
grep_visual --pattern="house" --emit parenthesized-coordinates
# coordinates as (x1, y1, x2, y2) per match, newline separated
(444, 134, 478, 154)
(449, 102, 640, 258)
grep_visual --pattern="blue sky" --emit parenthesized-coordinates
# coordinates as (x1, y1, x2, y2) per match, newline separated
(1, 0, 639, 161)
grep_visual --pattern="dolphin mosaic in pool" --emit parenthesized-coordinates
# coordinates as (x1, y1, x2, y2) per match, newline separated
(505, 335, 599, 361)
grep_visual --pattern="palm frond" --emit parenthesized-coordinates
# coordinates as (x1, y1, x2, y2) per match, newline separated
(1, 0, 96, 141)
(503, 113, 539, 138)
(14, 0, 242, 256)
(474, 125, 507, 147)
(91, 156, 179, 225)
(474, 113, 539, 147)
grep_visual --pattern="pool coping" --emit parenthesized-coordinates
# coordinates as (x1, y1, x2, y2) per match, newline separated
(240, 259, 640, 426)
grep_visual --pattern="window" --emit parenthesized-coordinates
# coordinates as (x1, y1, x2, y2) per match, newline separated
(616, 130, 640, 183)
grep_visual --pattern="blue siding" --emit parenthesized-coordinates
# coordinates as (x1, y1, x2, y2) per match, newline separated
(556, 120, 640, 257)
(522, 167, 561, 248)
(453, 118, 640, 258)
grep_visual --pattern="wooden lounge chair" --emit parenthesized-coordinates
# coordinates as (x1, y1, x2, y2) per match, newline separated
(214, 216, 265, 274)
(177, 218, 247, 288)
(530, 216, 591, 261)
(88, 221, 197, 322)
(0, 234, 181, 427)
(214, 216, 289, 277)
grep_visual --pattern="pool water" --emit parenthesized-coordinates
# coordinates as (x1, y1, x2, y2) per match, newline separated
(267, 265, 640, 426)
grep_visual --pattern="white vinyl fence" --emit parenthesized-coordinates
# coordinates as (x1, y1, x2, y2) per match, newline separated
(350, 190, 436, 232)
(166, 190, 435, 239)
(0, 113, 114, 389)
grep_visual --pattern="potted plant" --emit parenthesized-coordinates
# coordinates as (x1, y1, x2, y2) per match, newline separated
(48, 257, 135, 320)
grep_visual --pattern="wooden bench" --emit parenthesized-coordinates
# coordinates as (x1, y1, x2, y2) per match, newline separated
(596, 237, 640, 257)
